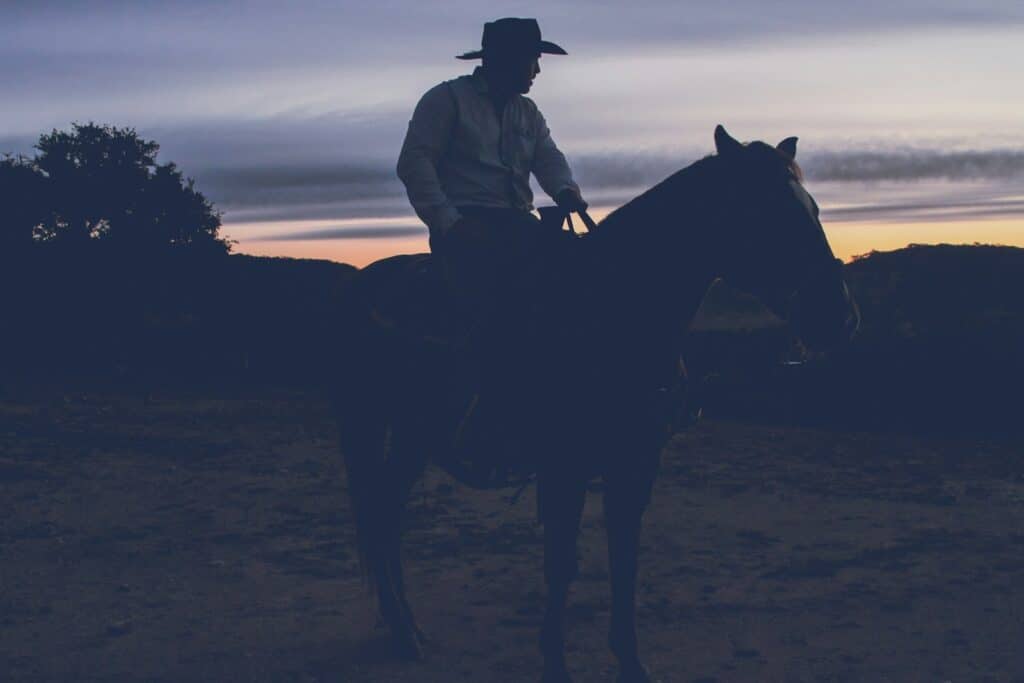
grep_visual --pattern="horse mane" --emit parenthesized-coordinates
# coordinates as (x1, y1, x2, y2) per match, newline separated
(580, 141, 803, 285)
(591, 143, 803, 239)
(591, 154, 724, 238)
(750, 140, 804, 181)
(788, 157, 804, 181)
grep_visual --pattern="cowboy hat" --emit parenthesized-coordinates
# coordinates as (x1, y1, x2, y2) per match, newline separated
(456, 18, 567, 60)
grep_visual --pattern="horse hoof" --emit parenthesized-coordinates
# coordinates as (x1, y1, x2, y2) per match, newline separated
(392, 630, 424, 661)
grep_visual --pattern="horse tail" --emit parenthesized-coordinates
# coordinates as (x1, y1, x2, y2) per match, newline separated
(337, 402, 387, 591)
(330, 283, 389, 591)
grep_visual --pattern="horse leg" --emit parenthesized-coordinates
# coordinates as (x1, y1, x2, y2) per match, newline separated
(379, 424, 429, 653)
(538, 475, 587, 683)
(604, 470, 656, 683)
(337, 397, 424, 661)
(368, 425, 429, 660)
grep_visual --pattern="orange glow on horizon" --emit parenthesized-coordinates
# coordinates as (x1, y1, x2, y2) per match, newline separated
(239, 234, 430, 267)
(824, 216, 1024, 262)
(230, 210, 1024, 268)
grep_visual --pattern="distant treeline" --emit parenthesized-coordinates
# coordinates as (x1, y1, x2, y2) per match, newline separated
(687, 244, 1024, 434)
(0, 247, 355, 387)
(2, 241, 1021, 434)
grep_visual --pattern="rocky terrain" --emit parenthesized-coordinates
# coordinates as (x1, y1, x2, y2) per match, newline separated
(3, 390, 1022, 681)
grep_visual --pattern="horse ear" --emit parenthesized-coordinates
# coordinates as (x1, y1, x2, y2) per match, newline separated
(777, 136, 798, 160)
(714, 125, 743, 156)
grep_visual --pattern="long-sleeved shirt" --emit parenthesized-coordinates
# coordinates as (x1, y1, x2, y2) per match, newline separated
(396, 66, 580, 235)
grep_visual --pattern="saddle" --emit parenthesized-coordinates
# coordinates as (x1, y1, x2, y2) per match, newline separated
(355, 210, 581, 350)
(351, 218, 583, 489)
(356, 252, 462, 348)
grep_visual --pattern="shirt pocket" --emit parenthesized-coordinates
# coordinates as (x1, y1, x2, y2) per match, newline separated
(506, 117, 537, 172)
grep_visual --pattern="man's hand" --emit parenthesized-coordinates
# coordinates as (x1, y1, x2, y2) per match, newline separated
(444, 215, 490, 250)
(554, 187, 588, 214)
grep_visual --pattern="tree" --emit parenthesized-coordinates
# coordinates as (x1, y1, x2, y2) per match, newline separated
(1, 122, 229, 254)
(0, 154, 49, 251)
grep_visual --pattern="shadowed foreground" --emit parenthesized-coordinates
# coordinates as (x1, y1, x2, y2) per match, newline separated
(2, 390, 1023, 681)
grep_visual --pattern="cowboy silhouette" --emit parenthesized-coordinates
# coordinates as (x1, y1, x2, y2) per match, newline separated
(398, 17, 586, 249)
(397, 18, 588, 470)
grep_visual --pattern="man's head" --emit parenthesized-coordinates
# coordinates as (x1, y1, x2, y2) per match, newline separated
(457, 18, 565, 94)
(483, 51, 541, 94)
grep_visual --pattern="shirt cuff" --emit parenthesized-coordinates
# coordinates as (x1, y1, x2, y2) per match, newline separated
(551, 181, 580, 199)
(432, 206, 462, 235)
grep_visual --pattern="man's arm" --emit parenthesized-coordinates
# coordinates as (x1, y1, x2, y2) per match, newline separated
(531, 109, 583, 206)
(396, 83, 462, 235)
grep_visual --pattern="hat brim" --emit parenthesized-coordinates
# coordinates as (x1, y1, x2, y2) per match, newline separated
(455, 40, 568, 60)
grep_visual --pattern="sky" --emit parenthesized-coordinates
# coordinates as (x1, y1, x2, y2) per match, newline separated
(2, 0, 1023, 265)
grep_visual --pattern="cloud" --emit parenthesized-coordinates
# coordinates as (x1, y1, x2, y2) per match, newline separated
(3, 1, 1023, 137)
(255, 225, 425, 241)
(802, 150, 1024, 182)
(223, 200, 411, 224)
(194, 163, 404, 210)
(5, 2, 1021, 64)
(572, 148, 1024, 186)
(820, 191, 1024, 223)
(571, 153, 682, 190)
(193, 146, 1024, 220)
(7, 114, 1024, 233)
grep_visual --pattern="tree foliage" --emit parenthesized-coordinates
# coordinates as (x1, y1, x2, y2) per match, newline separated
(0, 154, 48, 250)
(1, 122, 229, 254)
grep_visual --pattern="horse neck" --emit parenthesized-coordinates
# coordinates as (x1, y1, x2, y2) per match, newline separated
(590, 155, 726, 333)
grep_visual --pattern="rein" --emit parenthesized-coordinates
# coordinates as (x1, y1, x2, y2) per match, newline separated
(540, 205, 599, 235)
(575, 209, 599, 233)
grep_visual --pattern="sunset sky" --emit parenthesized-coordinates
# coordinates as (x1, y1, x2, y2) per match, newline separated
(2, 1, 1022, 265)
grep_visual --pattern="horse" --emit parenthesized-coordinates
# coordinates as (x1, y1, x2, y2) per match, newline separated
(331, 125, 860, 682)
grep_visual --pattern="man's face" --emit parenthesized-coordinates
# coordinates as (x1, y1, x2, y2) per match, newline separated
(489, 52, 541, 94)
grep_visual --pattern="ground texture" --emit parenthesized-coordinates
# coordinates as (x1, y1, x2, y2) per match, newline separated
(2, 391, 1023, 682)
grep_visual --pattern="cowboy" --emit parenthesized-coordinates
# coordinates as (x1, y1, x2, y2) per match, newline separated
(397, 16, 587, 296)
(397, 17, 587, 472)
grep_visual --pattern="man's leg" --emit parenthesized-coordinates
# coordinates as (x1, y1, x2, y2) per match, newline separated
(443, 208, 547, 477)
(458, 209, 558, 476)
(436, 210, 509, 476)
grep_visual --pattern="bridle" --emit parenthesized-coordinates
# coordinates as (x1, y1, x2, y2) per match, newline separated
(781, 253, 845, 319)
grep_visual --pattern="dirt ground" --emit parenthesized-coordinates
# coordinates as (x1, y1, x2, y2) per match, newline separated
(2, 390, 1023, 682)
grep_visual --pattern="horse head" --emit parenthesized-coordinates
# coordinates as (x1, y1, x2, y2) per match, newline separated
(710, 124, 860, 351)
